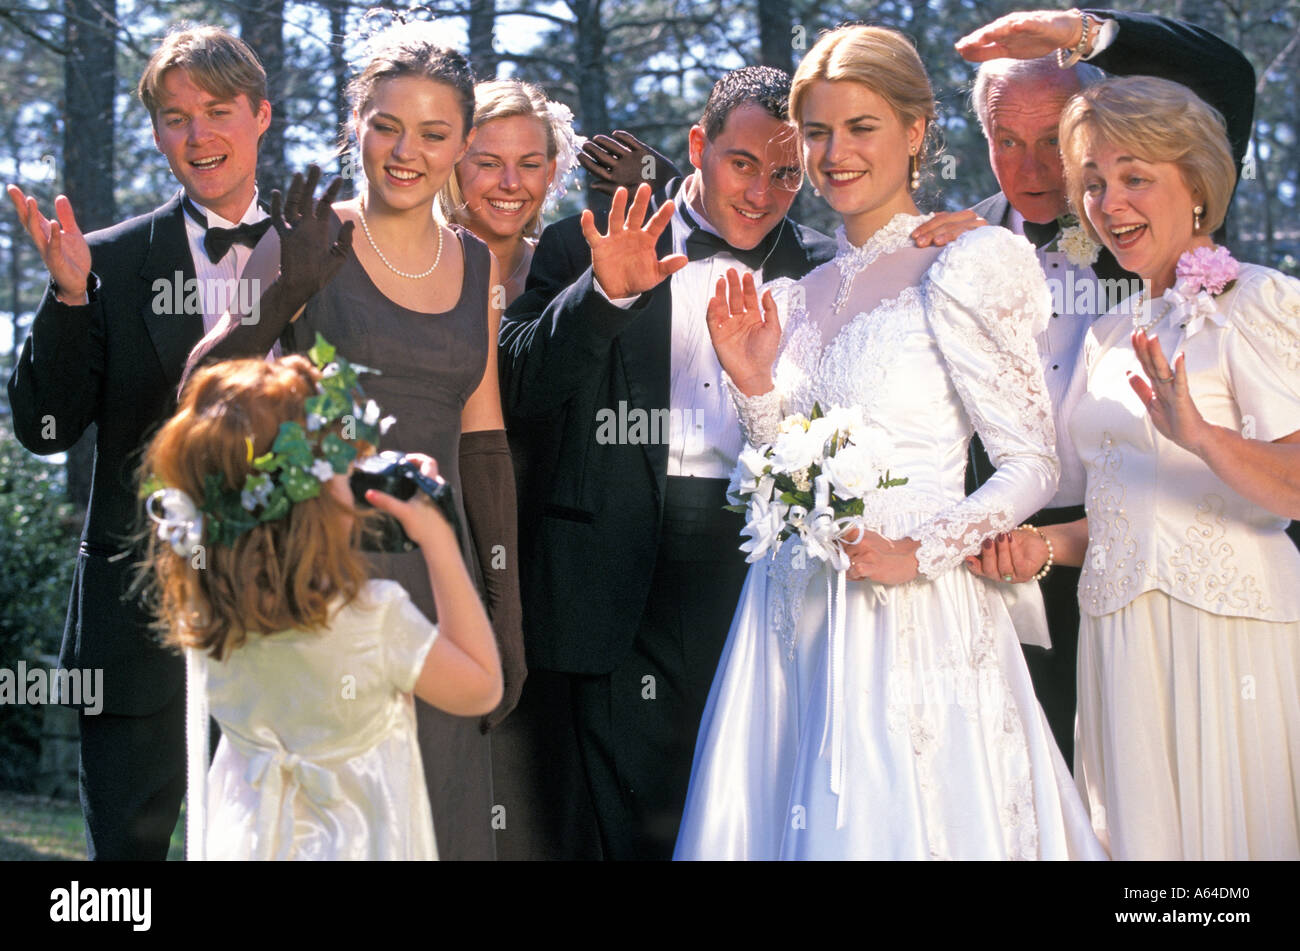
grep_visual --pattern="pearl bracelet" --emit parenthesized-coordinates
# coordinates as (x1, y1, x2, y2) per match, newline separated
(1018, 524, 1054, 581)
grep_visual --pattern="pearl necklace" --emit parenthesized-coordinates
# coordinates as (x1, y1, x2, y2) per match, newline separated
(358, 203, 443, 279)
(1132, 288, 1174, 332)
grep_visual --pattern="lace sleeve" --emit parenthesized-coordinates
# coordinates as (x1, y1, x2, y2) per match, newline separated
(912, 228, 1059, 579)
(722, 276, 797, 447)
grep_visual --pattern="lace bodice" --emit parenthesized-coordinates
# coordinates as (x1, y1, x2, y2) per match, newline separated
(728, 215, 1059, 578)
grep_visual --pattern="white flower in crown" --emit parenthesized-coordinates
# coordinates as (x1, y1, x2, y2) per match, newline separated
(1054, 215, 1101, 268)
(310, 459, 336, 483)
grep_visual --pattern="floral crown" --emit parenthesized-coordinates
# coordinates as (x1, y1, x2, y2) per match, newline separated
(143, 335, 394, 553)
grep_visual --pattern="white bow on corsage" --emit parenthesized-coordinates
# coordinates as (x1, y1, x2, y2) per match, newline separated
(1160, 279, 1226, 337)
(146, 487, 204, 557)
(1170, 245, 1240, 338)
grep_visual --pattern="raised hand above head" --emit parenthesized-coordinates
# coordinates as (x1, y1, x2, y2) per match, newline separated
(580, 183, 687, 300)
(704, 268, 781, 396)
(7, 186, 91, 305)
(956, 9, 1092, 62)
(580, 131, 682, 197)
(270, 164, 355, 308)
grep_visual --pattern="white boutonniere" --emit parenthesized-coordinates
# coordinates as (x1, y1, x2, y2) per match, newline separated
(1048, 214, 1101, 268)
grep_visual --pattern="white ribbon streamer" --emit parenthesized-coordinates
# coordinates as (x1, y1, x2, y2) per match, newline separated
(185, 644, 209, 861)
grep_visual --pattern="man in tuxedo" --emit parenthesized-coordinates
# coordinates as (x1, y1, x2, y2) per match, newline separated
(499, 67, 835, 860)
(958, 8, 1256, 765)
(7, 26, 272, 859)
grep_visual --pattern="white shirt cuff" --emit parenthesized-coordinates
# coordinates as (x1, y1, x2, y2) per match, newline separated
(593, 275, 639, 309)
(1082, 16, 1118, 60)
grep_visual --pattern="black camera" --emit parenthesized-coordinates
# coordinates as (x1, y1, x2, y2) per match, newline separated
(349, 452, 463, 553)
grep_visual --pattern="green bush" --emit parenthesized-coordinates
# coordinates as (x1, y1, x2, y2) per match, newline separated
(0, 420, 81, 792)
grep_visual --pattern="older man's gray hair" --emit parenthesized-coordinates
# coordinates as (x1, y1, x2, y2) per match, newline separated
(971, 55, 1102, 138)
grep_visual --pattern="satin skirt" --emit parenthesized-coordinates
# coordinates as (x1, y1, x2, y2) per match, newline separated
(1076, 589, 1300, 859)
(674, 559, 1106, 860)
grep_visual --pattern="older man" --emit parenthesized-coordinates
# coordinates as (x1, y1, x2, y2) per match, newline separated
(959, 7, 1256, 765)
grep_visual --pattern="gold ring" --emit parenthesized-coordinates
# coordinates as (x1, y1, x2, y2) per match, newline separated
(1155, 374, 1175, 384)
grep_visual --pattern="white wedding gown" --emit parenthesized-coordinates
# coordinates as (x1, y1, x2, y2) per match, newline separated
(674, 216, 1106, 860)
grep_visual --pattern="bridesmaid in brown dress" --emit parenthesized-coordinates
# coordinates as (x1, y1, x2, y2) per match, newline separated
(185, 24, 522, 860)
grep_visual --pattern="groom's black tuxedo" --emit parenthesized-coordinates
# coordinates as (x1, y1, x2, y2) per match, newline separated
(501, 182, 834, 674)
(498, 180, 833, 858)
(9, 191, 204, 858)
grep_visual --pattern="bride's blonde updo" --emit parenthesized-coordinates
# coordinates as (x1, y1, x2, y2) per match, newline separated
(790, 25, 938, 178)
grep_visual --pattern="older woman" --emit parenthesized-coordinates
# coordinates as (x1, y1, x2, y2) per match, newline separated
(972, 76, 1300, 859)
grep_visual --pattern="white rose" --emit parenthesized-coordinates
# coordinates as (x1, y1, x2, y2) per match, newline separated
(804, 415, 838, 451)
(821, 442, 882, 499)
(823, 404, 866, 435)
(770, 425, 823, 473)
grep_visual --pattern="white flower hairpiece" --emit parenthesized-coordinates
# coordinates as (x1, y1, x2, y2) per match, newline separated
(543, 99, 586, 211)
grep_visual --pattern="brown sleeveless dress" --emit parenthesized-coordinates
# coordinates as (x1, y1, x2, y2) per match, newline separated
(285, 222, 495, 860)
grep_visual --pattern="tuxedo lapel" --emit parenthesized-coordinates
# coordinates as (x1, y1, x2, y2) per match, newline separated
(1091, 246, 1131, 286)
(972, 192, 1012, 230)
(139, 192, 203, 390)
(614, 220, 674, 499)
(765, 216, 817, 280)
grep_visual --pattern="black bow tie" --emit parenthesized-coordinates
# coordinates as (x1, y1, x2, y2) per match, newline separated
(183, 196, 272, 264)
(678, 199, 781, 271)
(1022, 218, 1060, 249)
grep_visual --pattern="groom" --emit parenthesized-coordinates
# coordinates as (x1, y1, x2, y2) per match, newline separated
(499, 67, 834, 860)
(7, 26, 272, 859)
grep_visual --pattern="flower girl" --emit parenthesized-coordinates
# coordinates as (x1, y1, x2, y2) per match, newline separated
(142, 345, 501, 859)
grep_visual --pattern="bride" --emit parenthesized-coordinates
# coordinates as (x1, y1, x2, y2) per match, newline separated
(673, 25, 1106, 860)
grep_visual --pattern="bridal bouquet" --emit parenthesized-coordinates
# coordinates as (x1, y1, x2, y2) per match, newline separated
(725, 403, 907, 568)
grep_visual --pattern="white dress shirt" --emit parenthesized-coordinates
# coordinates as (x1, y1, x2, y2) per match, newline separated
(1007, 207, 1103, 507)
(593, 175, 765, 478)
(182, 190, 269, 334)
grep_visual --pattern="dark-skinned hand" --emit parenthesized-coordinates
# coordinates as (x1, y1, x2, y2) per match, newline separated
(580, 131, 682, 197)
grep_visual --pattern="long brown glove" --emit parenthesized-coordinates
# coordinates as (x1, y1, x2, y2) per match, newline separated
(180, 165, 354, 390)
(459, 428, 526, 732)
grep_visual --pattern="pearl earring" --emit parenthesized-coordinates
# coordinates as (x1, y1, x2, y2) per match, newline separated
(1193, 203, 1204, 233)
(909, 149, 920, 191)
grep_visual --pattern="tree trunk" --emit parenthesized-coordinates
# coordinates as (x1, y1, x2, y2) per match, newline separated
(468, 0, 499, 80)
(63, 0, 116, 508)
(5, 116, 22, 374)
(757, 0, 793, 73)
(572, 0, 609, 135)
(240, 0, 289, 194)
(329, 0, 353, 195)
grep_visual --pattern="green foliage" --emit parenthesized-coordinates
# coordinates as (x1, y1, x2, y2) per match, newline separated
(0, 420, 80, 792)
